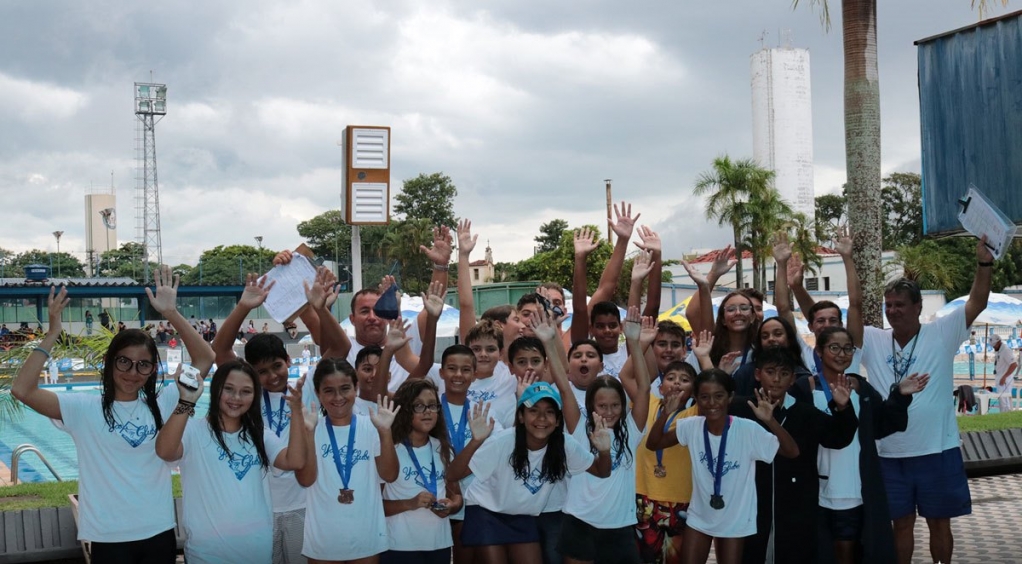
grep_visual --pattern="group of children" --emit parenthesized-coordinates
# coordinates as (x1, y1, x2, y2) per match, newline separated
(11, 211, 940, 564)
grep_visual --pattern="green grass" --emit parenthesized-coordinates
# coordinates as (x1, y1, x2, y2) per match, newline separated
(957, 410, 1022, 433)
(0, 475, 182, 511)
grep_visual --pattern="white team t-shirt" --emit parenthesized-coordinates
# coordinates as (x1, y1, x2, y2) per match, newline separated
(441, 398, 504, 520)
(303, 416, 387, 560)
(428, 362, 518, 429)
(347, 316, 420, 394)
(58, 386, 179, 542)
(178, 421, 286, 564)
(465, 427, 594, 516)
(601, 346, 628, 379)
(812, 388, 863, 510)
(675, 416, 778, 538)
(262, 389, 306, 513)
(383, 437, 453, 551)
(564, 414, 643, 528)
(861, 306, 968, 458)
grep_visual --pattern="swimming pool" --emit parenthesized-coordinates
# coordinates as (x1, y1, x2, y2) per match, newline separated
(2, 381, 213, 484)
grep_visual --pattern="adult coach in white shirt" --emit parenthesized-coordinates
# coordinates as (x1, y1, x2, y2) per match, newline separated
(992, 334, 1018, 412)
(860, 237, 993, 564)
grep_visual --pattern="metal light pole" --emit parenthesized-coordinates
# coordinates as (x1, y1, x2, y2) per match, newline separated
(254, 236, 263, 274)
(52, 231, 64, 278)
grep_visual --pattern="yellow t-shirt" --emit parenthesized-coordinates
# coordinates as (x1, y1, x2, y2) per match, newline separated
(635, 397, 698, 503)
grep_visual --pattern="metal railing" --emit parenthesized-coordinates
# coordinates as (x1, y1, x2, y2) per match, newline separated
(10, 443, 63, 485)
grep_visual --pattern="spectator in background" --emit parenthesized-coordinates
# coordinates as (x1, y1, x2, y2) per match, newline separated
(992, 335, 1018, 413)
(98, 310, 111, 331)
(85, 311, 94, 336)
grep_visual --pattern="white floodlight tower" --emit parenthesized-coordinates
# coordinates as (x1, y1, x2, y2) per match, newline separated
(134, 82, 167, 283)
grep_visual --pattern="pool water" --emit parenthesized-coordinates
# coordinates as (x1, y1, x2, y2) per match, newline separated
(2, 382, 213, 483)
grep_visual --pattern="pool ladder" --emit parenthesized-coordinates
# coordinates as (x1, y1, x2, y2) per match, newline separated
(10, 444, 63, 485)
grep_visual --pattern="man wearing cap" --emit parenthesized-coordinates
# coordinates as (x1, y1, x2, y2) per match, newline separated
(992, 334, 1018, 413)
(859, 237, 993, 564)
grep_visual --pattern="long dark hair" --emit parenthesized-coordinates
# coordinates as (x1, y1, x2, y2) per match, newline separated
(206, 360, 270, 470)
(101, 329, 164, 432)
(709, 292, 757, 366)
(584, 376, 631, 466)
(510, 399, 568, 483)
(753, 317, 808, 371)
(391, 380, 453, 471)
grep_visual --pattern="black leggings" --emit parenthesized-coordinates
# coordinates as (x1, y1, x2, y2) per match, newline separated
(89, 528, 177, 564)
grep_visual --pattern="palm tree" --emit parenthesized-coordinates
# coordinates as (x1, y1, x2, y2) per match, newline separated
(887, 240, 968, 295)
(741, 186, 794, 292)
(694, 156, 775, 289)
(785, 211, 825, 276)
(792, 0, 1008, 326)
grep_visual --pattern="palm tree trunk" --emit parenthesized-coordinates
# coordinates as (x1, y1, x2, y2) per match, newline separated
(843, 0, 884, 327)
(732, 223, 744, 289)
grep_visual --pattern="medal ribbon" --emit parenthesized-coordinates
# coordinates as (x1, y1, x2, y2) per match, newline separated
(815, 364, 833, 403)
(263, 390, 288, 436)
(702, 415, 731, 503)
(442, 394, 470, 455)
(326, 415, 357, 491)
(655, 406, 682, 469)
(403, 441, 439, 497)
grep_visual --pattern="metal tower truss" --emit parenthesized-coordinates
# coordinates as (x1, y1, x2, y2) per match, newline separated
(134, 82, 166, 283)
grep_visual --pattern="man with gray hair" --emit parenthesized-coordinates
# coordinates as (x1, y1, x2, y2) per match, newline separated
(860, 238, 993, 564)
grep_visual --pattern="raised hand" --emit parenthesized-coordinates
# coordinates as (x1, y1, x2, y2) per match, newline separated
(977, 234, 995, 264)
(623, 306, 642, 341)
(47, 285, 70, 334)
(457, 219, 478, 257)
(609, 201, 640, 240)
(303, 276, 329, 311)
(787, 254, 805, 288)
(574, 227, 599, 257)
(835, 225, 853, 258)
(772, 231, 792, 263)
(709, 245, 738, 281)
(681, 259, 708, 288)
(516, 370, 539, 397)
(371, 395, 400, 430)
(828, 373, 851, 408)
(420, 226, 454, 266)
(633, 226, 661, 254)
(528, 308, 559, 342)
(899, 373, 930, 395)
(145, 265, 179, 316)
(303, 399, 321, 431)
(631, 250, 654, 282)
(661, 392, 683, 414)
(748, 388, 778, 423)
(638, 315, 658, 348)
(285, 375, 307, 412)
(272, 249, 293, 266)
(718, 350, 742, 374)
(692, 330, 714, 360)
(588, 413, 613, 453)
(469, 402, 495, 441)
(239, 273, 276, 310)
(385, 319, 412, 351)
(173, 364, 204, 404)
(422, 280, 446, 318)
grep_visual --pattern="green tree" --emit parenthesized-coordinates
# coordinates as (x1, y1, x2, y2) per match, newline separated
(888, 240, 970, 295)
(394, 172, 458, 228)
(509, 225, 614, 298)
(785, 211, 825, 275)
(815, 193, 847, 243)
(181, 245, 276, 285)
(296, 210, 351, 260)
(8, 250, 86, 278)
(95, 242, 155, 282)
(793, 0, 1009, 326)
(534, 219, 569, 254)
(379, 218, 437, 293)
(881, 172, 923, 249)
(693, 155, 775, 289)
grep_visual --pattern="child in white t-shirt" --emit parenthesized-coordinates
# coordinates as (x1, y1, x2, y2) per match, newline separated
(12, 270, 215, 562)
(298, 358, 401, 562)
(155, 360, 311, 564)
(671, 369, 799, 564)
(382, 379, 463, 564)
(451, 382, 612, 563)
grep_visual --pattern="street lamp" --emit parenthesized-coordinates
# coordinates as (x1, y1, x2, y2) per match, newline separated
(254, 236, 263, 274)
(52, 231, 64, 278)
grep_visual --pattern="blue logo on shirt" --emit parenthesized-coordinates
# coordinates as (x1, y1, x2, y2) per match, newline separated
(467, 390, 499, 403)
(697, 452, 740, 477)
(111, 421, 156, 448)
(402, 465, 446, 487)
(217, 445, 259, 481)
(521, 467, 547, 494)
(319, 444, 372, 464)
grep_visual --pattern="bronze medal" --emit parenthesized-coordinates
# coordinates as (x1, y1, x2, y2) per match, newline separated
(338, 488, 355, 504)
(710, 494, 725, 510)
(653, 465, 667, 478)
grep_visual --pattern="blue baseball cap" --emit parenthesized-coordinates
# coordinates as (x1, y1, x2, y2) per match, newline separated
(518, 382, 562, 409)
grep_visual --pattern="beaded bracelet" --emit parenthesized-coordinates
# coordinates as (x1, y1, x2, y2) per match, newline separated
(174, 400, 196, 417)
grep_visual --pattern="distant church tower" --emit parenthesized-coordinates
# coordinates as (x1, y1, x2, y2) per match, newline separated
(751, 36, 816, 217)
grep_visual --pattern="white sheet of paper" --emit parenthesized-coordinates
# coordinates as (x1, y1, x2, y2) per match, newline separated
(263, 254, 318, 323)
(957, 185, 1017, 260)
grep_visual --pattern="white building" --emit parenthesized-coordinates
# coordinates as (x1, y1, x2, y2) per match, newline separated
(84, 191, 117, 277)
(751, 46, 815, 217)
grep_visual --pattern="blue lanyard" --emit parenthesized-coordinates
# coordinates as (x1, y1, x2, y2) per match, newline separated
(442, 394, 470, 455)
(702, 416, 731, 500)
(403, 440, 438, 497)
(815, 372, 833, 403)
(263, 390, 287, 436)
(737, 346, 752, 368)
(326, 415, 357, 491)
(656, 406, 682, 468)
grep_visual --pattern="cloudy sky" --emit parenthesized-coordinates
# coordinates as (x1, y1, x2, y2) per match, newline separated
(0, 1, 1011, 268)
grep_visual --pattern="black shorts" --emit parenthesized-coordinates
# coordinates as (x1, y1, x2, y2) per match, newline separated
(89, 528, 177, 564)
(460, 505, 540, 547)
(820, 506, 864, 541)
(557, 513, 640, 564)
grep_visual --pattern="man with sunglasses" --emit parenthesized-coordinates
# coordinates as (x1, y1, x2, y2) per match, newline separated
(859, 238, 993, 564)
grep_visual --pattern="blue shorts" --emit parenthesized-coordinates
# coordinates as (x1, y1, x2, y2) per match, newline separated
(879, 447, 972, 520)
(820, 506, 864, 541)
(460, 505, 540, 547)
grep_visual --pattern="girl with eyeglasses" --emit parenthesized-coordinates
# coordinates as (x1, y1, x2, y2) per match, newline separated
(382, 379, 462, 564)
(12, 267, 215, 563)
(793, 326, 929, 564)
(704, 292, 758, 375)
